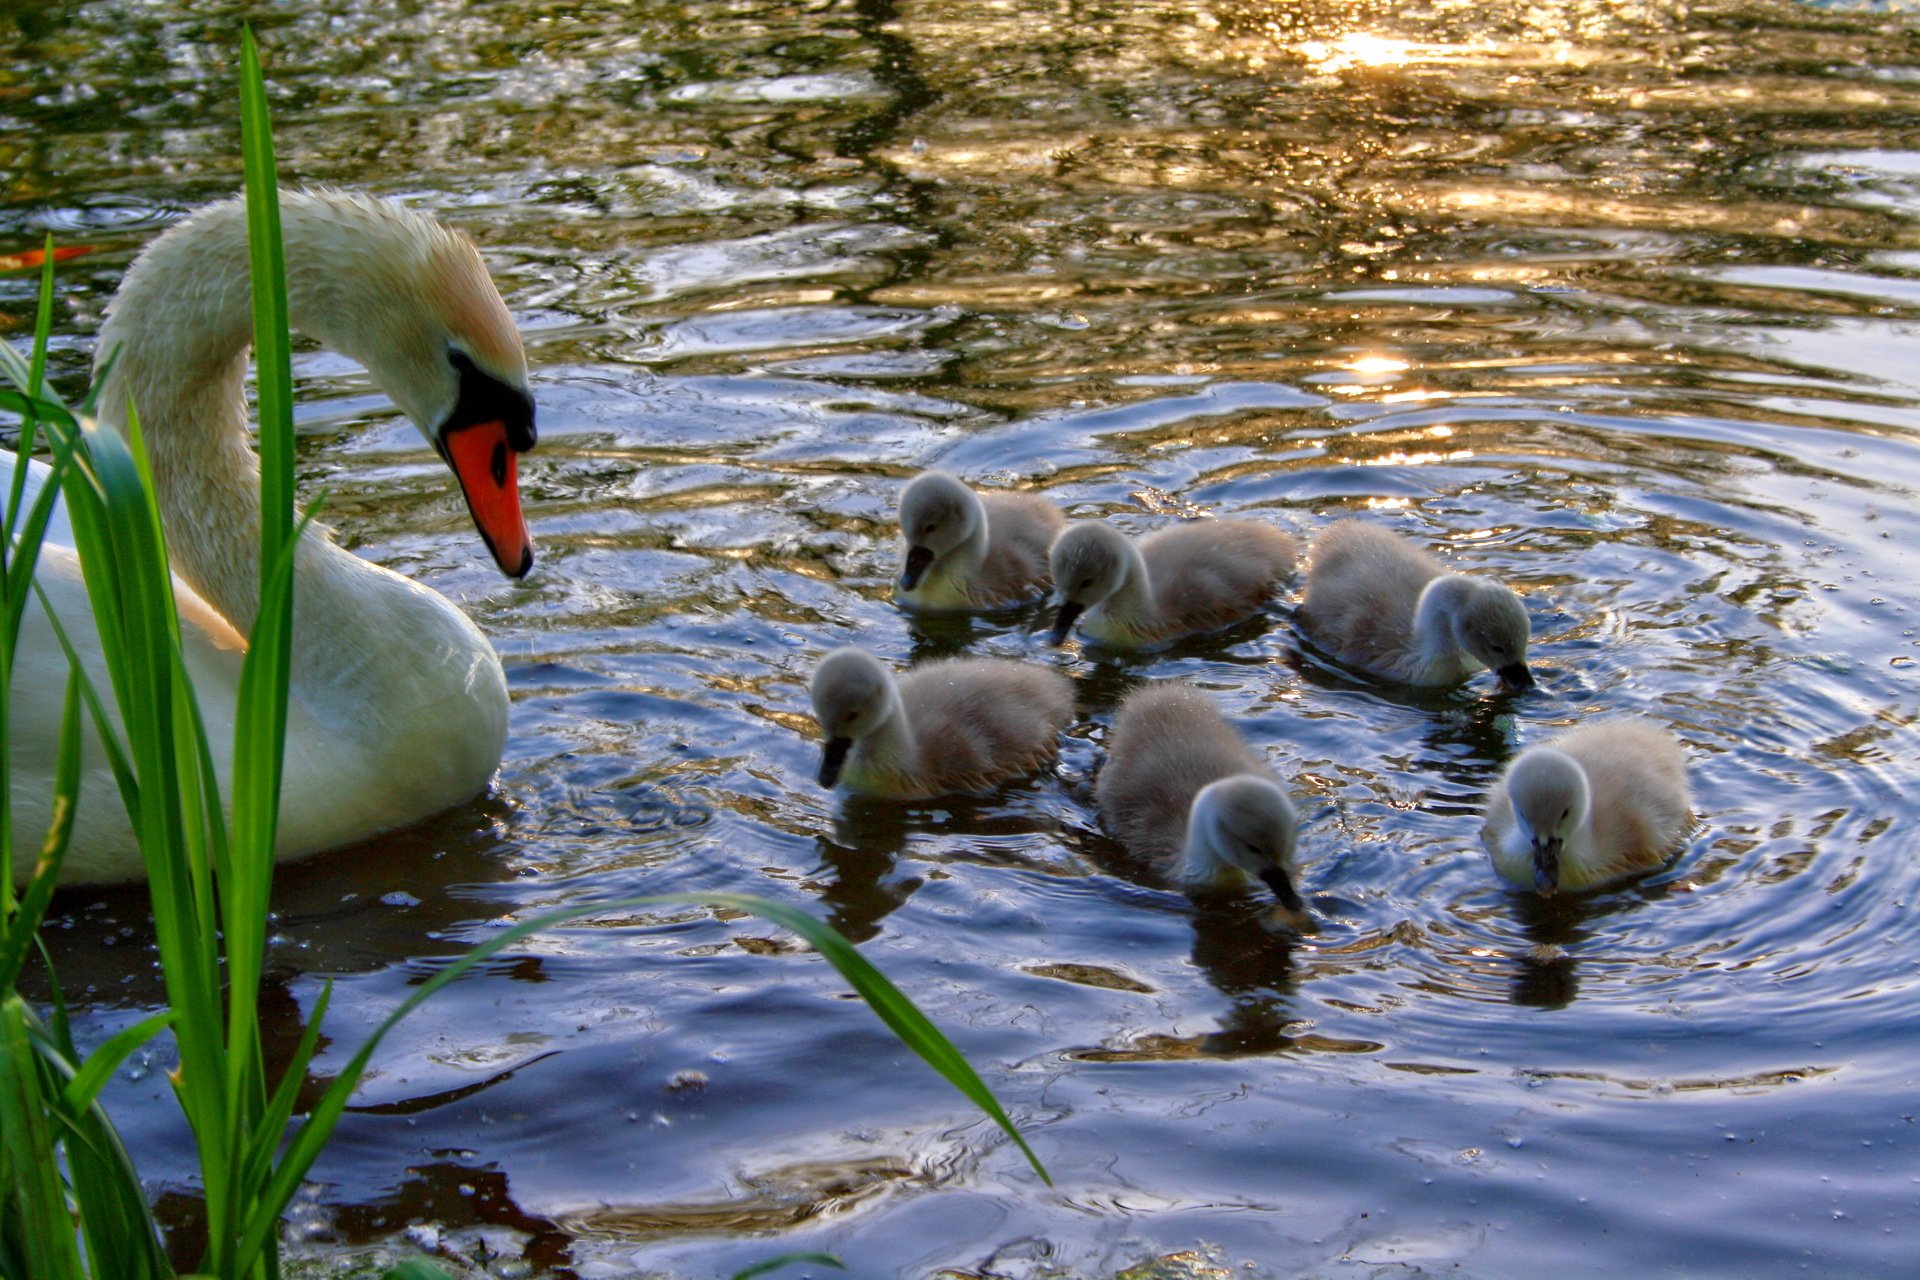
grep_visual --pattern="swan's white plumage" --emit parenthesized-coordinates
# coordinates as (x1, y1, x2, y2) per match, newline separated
(1300, 519, 1533, 688)
(808, 646, 1073, 799)
(5, 190, 529, 885)
(1481, 719, 1692, 894)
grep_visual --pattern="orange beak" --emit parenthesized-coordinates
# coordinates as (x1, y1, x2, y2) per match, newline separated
(444, 419, 534, 578)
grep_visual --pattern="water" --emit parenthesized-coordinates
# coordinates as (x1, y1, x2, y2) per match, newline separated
(6, 0, 1920, 1274)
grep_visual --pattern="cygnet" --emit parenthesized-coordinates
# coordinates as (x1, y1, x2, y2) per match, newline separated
(1482, 719, 1692, 895)
(1300, 519, 1533, 689)
(1049, 517, 1298, 649)
(896, 470, 1065, 611)
(809, 646, 1074, 799)
(1097, 684, 1310, 929)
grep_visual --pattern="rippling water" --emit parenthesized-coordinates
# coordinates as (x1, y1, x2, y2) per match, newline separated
(6, 0, 1920, 1275)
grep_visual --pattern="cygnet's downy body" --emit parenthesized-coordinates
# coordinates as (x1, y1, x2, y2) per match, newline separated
(1482, 720, 1692, 895)
(895, 470, 1065, 611)
(808, 646, 1074, 799)
(1097, 685, 1311, 929)
(1300, 519, 1534, 690)
(1049, 517, 1298, 649)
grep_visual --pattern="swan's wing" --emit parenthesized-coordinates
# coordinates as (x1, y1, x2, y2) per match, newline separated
(0, 450, 75, 548)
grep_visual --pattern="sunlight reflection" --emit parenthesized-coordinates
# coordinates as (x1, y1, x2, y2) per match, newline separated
(1297, 32, 1422, 73)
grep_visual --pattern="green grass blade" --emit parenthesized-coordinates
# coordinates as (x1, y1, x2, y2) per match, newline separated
(232, 27, 295, 905)
(0, 995, 86, 1280)
(237, 893, 1047, 1270)
(25, 1005, 174, 1280)
(732, 1253, 847, 1279)
(676, 893, 1050, 1185)
(241, 981, 331, 1197)
(0, 674, 82, 989)
(55, 1010, 174, 1116)
(381, 1262, 456, 1280)
(0, 346, 72, 416)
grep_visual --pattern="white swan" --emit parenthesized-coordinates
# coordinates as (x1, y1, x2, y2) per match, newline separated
(808, 646, 1074, 799)
(1481, 720, 1692, 895)
(4, 190, 536, 885)
(1096, 685, 1310, 929)
(1300, 519, 1533, 690)
(1048, 517, 1298, 649)
(894, 470, 1063, 611)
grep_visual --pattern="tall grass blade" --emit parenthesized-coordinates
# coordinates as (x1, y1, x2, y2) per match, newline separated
(238, 892, 1049, 1270)
(679, 893, 1050, 1185)
(0, 995, 85, 1280)
(27, 1008, 173, 1280)
(732, 1253, 847, 1279)
(1, 243, 64, 911)
(0, 674, 81, 988)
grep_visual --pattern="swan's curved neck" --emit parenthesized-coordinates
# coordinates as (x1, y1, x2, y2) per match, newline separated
(89, 197, 506, 791)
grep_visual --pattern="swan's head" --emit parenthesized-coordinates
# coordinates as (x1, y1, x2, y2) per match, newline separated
(1455, 579, 1533, 691)
(1503, 745, 1590, 895)
(1048, 521, 1131, 644)
(809, 647, 899, 787)
(287, 192, 539, 579)
(1187, 774, 1311, 930)
(897, 471, 983, 590)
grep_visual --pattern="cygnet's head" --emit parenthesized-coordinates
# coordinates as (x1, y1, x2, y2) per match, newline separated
(897, 471, 983, 590)
(808, 647, 899, 787)
(1455, 579, 1534, 691)
(1048, 521, 1132, 645)
(1504, 745, 1591, 894)
(1188, 775, 1311, 930)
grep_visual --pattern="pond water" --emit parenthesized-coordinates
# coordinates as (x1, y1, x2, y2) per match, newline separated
(6, 0, 1920, 1275)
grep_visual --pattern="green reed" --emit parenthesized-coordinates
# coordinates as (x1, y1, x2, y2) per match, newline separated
(0, 29, 1044, 1280)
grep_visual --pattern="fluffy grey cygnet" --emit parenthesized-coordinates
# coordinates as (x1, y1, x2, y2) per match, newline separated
(895, 470, 1065, 611)
(1049, 517, 1298, 649)
(808, 646, 1074, 799)
(1482, 719, 1692, 895)
(1097, 685, 1311, 930)
(1300, 519, 1533, 689)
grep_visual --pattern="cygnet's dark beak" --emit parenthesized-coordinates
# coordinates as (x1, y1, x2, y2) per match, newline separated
(1498, 662, 1536, 693)
(1531, 836, 1562, 895)
(1259, 866, 1315, 933)
(818, 736, 852, 789)
(1048, 600, 1085, 647)
(900, 545, 934, 591)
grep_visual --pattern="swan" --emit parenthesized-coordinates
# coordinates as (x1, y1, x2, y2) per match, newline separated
(1481, 720, 1692, 895)
(808, 646, 1074, 799)
(4, 190, 536, 885)
(894, 470, 1064, 611)
(1097, 685, 1310, 928)
(1299, 519, 1533, 690)
(1048, 517, 1298, 648)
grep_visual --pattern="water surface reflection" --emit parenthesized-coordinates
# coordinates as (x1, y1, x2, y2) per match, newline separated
(8, 0, 1920, 1274)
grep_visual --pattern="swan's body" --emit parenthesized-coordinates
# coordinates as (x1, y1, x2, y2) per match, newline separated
(1482, 720, 1692, 895)
(895, 471, 1064, 611)
(808, 647, 1073, 799)
(5, 190, 536, 885)
(1097, 685, 1309, 927)
(1300, 519, 1533, 689)
(1049, 518, 1297, 649)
